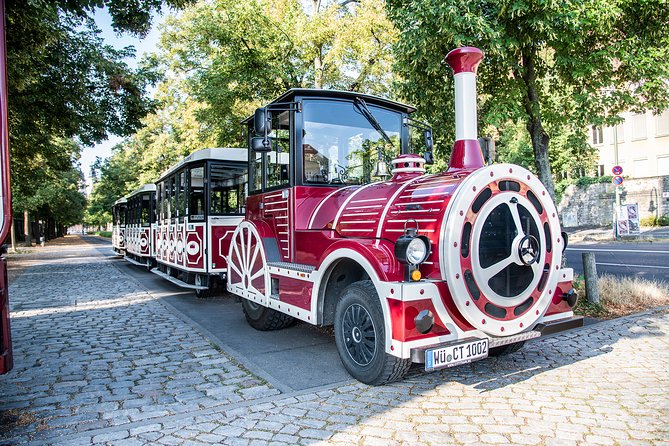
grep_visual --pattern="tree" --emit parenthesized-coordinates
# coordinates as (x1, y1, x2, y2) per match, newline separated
(85, 151, 137, 227)
(5, 0, 193, 238)
(158, 0, 398, 147)
(387, 0, 669, 202)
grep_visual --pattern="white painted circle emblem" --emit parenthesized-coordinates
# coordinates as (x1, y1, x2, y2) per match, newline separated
(186, 241, 199, 256)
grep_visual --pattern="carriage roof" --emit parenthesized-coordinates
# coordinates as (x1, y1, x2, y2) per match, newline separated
(126, 183, 156, 199)
(242, 89, 416, 124)
(156, 148, 247, 183)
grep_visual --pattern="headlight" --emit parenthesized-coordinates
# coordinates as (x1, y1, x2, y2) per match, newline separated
(395, 233, 431, 265)
(406, 237, 429, 264)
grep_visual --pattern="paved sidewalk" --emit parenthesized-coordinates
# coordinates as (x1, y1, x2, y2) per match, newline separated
(1, 236, 668, 445)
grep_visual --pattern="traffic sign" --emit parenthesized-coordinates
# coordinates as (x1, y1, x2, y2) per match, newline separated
(612, 165, 623, 175)
(612, 176, 624, 186)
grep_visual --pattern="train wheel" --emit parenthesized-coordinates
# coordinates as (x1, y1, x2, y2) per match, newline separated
(227, 222, 269, 304)
(334, 281, 410, 385)
(241, 298, 294, 331)
(489, 341, 525, 357)
(194, 274, 212, 299)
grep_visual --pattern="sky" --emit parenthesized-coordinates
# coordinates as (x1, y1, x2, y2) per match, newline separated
(80, 8, 167, 182)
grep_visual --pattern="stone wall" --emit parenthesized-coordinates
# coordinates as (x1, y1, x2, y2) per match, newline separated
(558, 175, 669, 228)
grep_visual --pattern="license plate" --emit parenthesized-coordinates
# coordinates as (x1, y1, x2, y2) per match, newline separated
(425, 338, 489, 371)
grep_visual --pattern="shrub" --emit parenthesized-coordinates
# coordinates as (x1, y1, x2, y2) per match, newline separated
(640, 215, 669, 227)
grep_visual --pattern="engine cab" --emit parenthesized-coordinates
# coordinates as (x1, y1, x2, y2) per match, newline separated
(153, 148, 248, 297)
(227, 48, 582, 385)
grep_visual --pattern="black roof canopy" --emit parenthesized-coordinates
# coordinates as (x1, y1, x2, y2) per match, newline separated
(242, 88, 417, 124)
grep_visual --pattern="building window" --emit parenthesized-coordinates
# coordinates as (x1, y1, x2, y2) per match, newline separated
(633, 158, 649, 177)
(658, 156, 669, 175)
(597, 164, 604, 177)
(610, 123, 624, 143)
(631, 113, 647, 140)
(591, 126, 603, 145)
(656, 110, 669, 137)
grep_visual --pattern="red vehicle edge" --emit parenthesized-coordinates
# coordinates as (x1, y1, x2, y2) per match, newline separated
(0, 0, 14, 375)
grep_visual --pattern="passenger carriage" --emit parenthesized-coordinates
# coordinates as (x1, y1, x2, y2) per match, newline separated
(123, 184, 156, 269)
(111, 197, 128, 255)
(227, 47, 583, 384)
(152, 148, 248, 297)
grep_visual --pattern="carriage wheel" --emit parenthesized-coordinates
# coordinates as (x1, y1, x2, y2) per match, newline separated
(227, 222, 269, 304)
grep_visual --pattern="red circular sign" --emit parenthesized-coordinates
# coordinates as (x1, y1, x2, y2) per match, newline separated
(612, 165, 623, 175)
(612, 175, 624, 186)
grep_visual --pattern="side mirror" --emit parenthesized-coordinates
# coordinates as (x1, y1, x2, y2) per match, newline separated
(424, 129, 433, 152)
(423, 151, 434, 164)
(254, 107, 270, 135)
(423, 129, 434, 164)
(252, 136, 271, 152)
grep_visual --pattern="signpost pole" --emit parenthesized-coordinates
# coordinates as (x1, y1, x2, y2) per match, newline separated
(613, 125, 620, 240)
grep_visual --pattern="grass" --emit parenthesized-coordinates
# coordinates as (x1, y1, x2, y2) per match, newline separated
(573, 273, 669, 318)
(90, 230, 112, 238)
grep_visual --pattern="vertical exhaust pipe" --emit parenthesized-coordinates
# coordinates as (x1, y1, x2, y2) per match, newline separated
(444, 47, 485, 171)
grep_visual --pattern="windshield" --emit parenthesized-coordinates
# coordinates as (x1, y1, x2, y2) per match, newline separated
(302, 99, 402, 185)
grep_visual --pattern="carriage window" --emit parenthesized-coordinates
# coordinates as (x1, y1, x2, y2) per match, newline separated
(171, 175, 179, 222)
(141, 194, 151, 227)
(302, 99, 402, 185)
(266, 110, 291, 189)
(209, 163, 247, 216)
(251, 152, 262, 192)
(178, 171, 186, 222)
(120, 205, 127, 225)
(189, 166, 205, 221)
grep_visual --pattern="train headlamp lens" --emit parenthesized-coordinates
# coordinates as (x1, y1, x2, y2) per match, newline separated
(406, 238, 428, 264)
(395, 234, 431, 265)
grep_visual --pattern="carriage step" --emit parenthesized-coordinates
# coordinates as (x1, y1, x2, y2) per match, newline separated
(267, 262, 316, 273)
(150, 268, 208, 290)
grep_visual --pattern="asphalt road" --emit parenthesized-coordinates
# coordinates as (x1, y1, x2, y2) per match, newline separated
(566, 242, 669, 281)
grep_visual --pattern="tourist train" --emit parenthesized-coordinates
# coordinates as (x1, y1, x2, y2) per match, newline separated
(111, 47, 582, 384)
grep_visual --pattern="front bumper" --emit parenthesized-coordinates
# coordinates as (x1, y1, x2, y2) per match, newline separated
(410, 315, 584, 364)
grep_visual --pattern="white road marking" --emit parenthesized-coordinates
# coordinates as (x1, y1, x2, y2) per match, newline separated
(567, 248, 669, 254)
(595, 262, 669, 270)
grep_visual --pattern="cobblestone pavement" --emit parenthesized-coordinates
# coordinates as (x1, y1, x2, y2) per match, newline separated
(1, 236, 668, 445)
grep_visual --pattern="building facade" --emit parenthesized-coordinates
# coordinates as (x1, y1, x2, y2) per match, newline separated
(593, 109, 669, 178)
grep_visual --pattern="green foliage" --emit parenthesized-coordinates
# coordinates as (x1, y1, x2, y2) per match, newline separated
(157, 0, 398, 147)
(386, 0, 669, 201)
(6, 0, 189, 228)
(94, 0, 400, 196)
(640, 216, 669, 227)
(91, 231, 112, 238)
(85, 150, 139, 226)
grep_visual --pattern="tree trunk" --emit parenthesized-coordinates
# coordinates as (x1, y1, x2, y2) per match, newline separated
(312, 0, 323, 89)
(518, 48, 557, 203)
(23, 210, 31, 247)
(314, 48, 323, 89)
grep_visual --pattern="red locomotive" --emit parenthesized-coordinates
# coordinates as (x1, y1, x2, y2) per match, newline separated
(227, 47, 582, 384)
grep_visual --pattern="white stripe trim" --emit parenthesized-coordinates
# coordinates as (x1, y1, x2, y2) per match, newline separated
(342, 212, 380, 217)
(307, 186, 353, 229)
(375, 176, 428, 239)
(350, 197, 387, 203)
(387, 219, 437, 223)
(332, 181, 382, 228)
